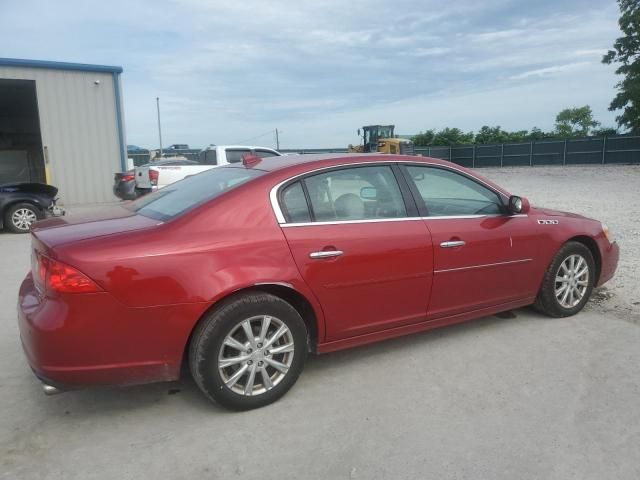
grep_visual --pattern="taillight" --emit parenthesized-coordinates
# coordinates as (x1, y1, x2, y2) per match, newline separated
(149, 169, 159, 186)
(32, 251, 102, 294)
(122, 171, 135, 182)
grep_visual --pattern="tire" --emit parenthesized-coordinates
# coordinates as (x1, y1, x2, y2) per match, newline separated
(4, 202, 42, 234)
(534, 241, 596, 317)
(189, 292, 308, 410)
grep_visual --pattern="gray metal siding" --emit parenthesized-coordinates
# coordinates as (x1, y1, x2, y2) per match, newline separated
(0, 66, 124, 204)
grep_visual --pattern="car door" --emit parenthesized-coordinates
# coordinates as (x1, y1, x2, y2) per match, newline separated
(401, 164, 538, 319)
(277, 164, 434, 342)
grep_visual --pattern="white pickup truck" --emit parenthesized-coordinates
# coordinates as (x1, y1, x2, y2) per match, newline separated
(134, 145, 281, 192)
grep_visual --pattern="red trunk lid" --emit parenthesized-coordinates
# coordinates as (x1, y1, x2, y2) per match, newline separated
(31, 206, 161, 249)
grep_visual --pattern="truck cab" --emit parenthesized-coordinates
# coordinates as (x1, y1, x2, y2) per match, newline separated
(134, 145, 281, 192)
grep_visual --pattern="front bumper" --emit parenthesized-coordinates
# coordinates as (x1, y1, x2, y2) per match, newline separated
(112, 181, 138, 201)
(596, 240, 619, 287)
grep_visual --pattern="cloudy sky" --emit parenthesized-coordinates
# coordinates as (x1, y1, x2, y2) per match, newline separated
(0, 0, 623, 149)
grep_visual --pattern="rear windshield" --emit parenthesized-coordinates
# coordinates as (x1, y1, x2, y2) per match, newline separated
(129, 167, 264, 221)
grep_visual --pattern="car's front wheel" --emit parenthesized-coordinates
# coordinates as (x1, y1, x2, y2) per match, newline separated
(4, 202, 42, 233)
(189, 292, 307, 410)
(534, 241, 596, 317)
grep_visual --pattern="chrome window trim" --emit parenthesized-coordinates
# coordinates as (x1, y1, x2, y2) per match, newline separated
(281, 217, 423, 228)
(434, 258, 533, 274)
(269, 160, 511, 225)
(280, 214, 528, 228)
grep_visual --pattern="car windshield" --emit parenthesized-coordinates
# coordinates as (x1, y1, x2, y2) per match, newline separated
(128, 167, 264, 221)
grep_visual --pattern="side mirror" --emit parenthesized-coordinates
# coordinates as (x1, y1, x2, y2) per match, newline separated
(508, 195, 530, 215)
(360, 186, 377, 200)
(357, 128, 361, 136)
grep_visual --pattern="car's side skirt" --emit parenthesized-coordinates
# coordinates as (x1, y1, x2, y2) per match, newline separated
(315, 297, 536, 354)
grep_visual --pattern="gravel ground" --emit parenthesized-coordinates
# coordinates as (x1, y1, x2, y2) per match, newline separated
(0, 165, 639, 480)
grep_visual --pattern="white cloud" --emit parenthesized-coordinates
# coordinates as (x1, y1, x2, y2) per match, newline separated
(0, 0, 623, 148)
(508, 62, 592, 80)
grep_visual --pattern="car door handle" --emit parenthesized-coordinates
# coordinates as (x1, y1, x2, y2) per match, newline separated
(309, 250, 344, 259)
(440, 240, 466, 248)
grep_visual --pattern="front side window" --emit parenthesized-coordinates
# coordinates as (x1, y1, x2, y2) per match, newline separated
(302, 165, 406, 221)
(130, 167, 264, 220)
(226, 149, 251, 163)
(405, 165, 503, 216)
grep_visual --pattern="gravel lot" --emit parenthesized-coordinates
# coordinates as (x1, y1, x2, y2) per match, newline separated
(1, 165, 639, 480)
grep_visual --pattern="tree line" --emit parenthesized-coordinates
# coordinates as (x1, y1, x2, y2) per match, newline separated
(411, 106, 618, 146)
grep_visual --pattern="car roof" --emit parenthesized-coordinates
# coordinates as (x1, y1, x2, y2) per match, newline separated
(249, 153, 452, 172)
(244, 153, 511, 198)
(202, 145, 280, 152)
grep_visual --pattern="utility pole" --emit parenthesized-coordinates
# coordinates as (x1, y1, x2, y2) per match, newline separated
(156, 97, 163, 159)
(275, 128, 280, 150)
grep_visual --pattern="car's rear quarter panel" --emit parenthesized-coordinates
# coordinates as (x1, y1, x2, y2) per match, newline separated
(37, 180, 325, 383)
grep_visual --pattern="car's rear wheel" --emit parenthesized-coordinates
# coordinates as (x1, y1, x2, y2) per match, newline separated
(189, 292, 307, 410)
(534, 241, 595, 317)
(4, 202, 41, 233)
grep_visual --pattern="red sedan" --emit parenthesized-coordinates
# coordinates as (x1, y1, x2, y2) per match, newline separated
(18, 154, 619, 410)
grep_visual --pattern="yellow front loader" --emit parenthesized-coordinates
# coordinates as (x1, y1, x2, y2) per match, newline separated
(348, 125, 414, 155)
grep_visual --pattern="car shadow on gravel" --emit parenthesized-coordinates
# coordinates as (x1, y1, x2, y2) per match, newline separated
(28, 374, 228, 418)
(304, 308, 538, 374)
(24, 307, 549, 417)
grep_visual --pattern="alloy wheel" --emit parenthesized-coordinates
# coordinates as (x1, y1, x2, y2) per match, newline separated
(218, 315, 295, 396)
(11, 208, 37, 231)
(555, 254, 589, 308)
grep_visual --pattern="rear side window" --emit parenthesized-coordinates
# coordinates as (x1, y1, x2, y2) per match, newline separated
(302, 165, 406, 222)
(280, 181, 311, 223)
(226, 149, 251, 163)
(130, 167, 264, 220)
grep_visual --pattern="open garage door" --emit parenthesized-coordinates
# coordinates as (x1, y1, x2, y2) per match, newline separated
(0, 79, 45, 185)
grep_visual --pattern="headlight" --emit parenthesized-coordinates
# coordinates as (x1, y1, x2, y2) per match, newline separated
(602, 223, 614, 243)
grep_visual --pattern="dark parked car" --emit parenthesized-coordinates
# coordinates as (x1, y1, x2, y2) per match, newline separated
(113, 158, 199, 200)
(0, 183, 64, 233)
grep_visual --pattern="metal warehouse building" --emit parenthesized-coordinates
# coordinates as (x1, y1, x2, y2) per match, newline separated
(0, 58, 126, 204)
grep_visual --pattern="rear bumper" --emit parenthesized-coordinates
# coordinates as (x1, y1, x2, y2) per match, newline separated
(112, 181, 137, 201)
(17, 274, 206, 388)
(596, 240, 619, 287)
(45, 204, 65, 218)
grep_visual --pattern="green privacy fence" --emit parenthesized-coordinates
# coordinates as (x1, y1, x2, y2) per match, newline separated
(282, 135, 640, 167)
(413, 135, 640, 168)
